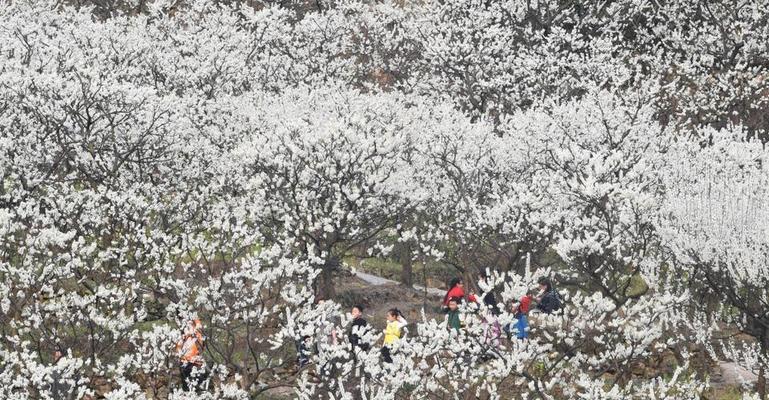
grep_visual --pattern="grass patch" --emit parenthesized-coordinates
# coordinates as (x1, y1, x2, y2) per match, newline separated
(706, 386, 743, 400)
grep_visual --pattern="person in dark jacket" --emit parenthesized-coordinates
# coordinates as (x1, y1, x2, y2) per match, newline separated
(348, 305, 370, 352)
(483, 291, 501, 315)
(536, 277, 561, 314)
(50, 348, 74, 399)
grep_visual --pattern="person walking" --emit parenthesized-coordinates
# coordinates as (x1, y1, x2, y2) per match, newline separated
(510, 293, 532, 340)
(442, 278, 477, 308)
(176, 318, 207, 392)
(49, 348, 74, 399)
(381, 308, 408, 363)
(535, 277, 561, 314)
(348, 304, 370, 353)
(445, 298, 463, 332)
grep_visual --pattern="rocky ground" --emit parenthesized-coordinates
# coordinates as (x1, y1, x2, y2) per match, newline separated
(335, 272, 445, 331)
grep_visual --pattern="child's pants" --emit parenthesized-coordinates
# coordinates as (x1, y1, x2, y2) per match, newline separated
(504, 314, 528, 340)
(515, 314, 528, 339)
(381, 345, 393, 363)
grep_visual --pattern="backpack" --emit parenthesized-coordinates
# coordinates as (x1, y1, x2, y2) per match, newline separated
(540, 290, 562, 314)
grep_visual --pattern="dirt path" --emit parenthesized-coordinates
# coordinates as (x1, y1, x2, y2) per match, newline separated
(354, 270, 444, 297)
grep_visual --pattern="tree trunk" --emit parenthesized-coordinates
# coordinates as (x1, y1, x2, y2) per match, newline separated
(399, 242, 413, 287)
(317, 261, 337, 300)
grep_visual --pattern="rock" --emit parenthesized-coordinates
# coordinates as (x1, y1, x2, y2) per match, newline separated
(718, 361, 758, 386)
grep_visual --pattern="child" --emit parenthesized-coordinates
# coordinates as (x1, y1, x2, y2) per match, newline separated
(348, 305, 370, 352)
(445, 298, 463, 332)
(509, 294, 531, 340)
(381, 308, 407, 363)
(482, 304, 501, 349)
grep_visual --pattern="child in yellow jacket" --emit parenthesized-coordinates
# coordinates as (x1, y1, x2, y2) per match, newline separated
(381, 308, 407, 363)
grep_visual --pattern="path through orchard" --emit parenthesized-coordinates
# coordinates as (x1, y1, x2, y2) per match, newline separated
(352, 270, 758, 389)
(353, 270, 445, 297)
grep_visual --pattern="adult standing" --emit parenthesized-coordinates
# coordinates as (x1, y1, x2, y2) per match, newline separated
(445, 298, 463, 332)
(535, 277, 561, 314)
(482, 301, 501, 346)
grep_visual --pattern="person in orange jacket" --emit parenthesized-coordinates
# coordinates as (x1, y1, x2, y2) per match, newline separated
(176, 319, 206, 392)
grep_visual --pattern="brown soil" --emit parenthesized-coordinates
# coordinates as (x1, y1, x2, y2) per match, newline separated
(335, 276, 445, 331)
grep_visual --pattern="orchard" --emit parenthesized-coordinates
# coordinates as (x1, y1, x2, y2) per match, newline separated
(1, 1, 768, 399)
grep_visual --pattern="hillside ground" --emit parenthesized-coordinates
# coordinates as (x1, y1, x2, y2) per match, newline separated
(257, 269, 752, 399)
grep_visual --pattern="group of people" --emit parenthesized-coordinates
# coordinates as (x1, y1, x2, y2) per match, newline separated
(303, 276, 562, 369)
(173, 277, 562, 391)
(442, 276, 561, 343)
